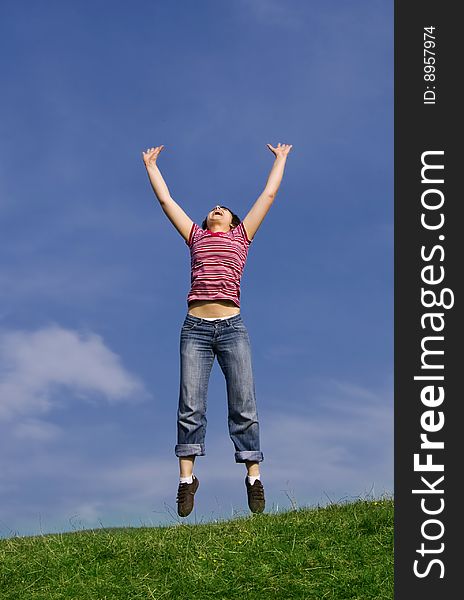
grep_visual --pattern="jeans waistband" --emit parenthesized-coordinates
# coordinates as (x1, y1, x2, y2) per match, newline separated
(185, 312, 242, 325)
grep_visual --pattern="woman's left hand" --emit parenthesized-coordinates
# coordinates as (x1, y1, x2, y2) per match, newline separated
(267, 142, 293, 158)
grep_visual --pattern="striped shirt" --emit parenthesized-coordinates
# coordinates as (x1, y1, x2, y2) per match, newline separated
(185, 221, 253, 307)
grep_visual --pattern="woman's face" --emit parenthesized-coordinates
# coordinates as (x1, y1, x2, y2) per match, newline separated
(206, 206, 233, 230)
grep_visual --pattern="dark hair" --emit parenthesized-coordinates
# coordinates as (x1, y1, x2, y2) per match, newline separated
(201, 206, 241, 230)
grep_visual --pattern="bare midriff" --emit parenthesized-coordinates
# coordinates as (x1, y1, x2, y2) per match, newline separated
(188, 299, 240, 318)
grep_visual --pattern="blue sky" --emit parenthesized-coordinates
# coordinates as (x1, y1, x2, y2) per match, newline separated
(0, 0, 393, 537)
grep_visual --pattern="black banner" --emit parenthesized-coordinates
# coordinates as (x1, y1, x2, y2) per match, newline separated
(395, 1, 461, 597)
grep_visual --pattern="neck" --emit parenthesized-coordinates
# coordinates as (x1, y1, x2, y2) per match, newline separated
(208, 224, 231, 232)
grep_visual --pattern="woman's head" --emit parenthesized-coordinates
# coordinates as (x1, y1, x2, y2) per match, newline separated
(202, 205, 241, 231)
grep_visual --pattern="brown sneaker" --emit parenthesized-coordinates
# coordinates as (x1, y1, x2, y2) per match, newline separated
(176, 475, 199, 517)
(245, 476, 265, 513)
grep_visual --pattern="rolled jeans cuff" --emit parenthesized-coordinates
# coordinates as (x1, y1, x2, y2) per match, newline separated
(234, 450, 264, 463)
(175, 443, 206, 457)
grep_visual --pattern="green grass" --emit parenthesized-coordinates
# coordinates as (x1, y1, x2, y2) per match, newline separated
(0, 498, 393, 600)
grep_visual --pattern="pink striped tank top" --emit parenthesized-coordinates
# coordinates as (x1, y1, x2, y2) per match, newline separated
(185, 221, 253, 307)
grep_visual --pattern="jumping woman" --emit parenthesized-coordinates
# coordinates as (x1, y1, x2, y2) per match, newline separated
(142, 142, 292, 516)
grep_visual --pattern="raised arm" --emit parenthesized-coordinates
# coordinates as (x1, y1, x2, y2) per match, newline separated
(242, 143, 293, 241)
(142, 145, 193, 243)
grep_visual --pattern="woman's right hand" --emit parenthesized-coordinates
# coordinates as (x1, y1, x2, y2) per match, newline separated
(142, 145, 164, 168)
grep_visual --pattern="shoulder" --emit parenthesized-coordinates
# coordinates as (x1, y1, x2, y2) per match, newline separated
(232, 222, 253, 245)
(185, 223, 207, 247)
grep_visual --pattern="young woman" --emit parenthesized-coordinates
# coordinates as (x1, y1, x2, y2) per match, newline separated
(142, 142, 292, 516)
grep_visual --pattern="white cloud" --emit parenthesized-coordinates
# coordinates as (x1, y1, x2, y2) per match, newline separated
(0, 324, 150, 421)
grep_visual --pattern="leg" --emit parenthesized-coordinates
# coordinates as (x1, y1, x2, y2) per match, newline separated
(179, 455, 196, 477)
(245, 460, 260, 477)
(175, 319, 215, 459)
(217, 317, 265, 513)
(216, 319, 264, 464)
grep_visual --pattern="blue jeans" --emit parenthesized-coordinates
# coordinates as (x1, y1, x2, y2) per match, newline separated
(175, 313, 264, 463)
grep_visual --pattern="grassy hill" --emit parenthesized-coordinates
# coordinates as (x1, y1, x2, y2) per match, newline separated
(0, 498, 393, 600)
